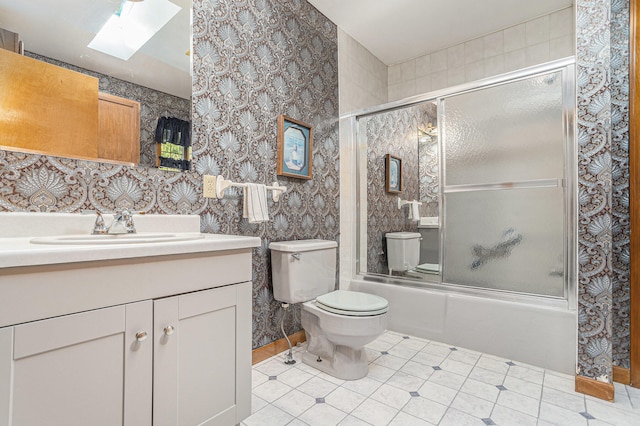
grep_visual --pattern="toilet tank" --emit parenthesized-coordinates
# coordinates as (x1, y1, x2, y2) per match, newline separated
(386, 232, 421, 272)
(269, 239, 338, 304)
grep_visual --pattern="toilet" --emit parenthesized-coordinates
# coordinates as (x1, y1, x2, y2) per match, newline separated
(270, 239, 388, 380)
(385, 231, 421, 275)
(387, 231, 439, 276)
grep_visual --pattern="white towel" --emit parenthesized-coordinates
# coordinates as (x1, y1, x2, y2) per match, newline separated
(243, 183, 269, 223)
(408, 200, 420, 221)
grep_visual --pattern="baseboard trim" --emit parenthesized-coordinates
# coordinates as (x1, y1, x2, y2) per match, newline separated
(575, 375, 615, 401)
(252, 330, 306, 365)
(613, 366, 631, 385)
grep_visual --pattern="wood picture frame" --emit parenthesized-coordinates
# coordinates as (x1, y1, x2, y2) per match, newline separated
(385, 154, 402, 193)
(277, 114, 313, 179)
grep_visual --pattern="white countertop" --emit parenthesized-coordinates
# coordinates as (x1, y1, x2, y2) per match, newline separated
(0, 212, 261, 269)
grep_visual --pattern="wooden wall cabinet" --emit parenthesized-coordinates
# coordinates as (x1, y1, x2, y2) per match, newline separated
(0, 49, 141, 165)
(0, 48, 99, 160)
(98, 92, 140, 165)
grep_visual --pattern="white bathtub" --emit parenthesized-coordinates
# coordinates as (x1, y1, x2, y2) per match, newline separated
(349, 279, 577, 375)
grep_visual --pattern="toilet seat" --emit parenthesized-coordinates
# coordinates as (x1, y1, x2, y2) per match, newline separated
(416, 263, 440, 274)
(315, 290, 388, 316)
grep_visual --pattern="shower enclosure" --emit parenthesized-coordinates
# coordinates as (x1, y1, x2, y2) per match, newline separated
(355, 58, 576, 308)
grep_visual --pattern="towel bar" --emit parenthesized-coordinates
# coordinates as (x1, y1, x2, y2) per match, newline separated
(209, 175, 287, 202)
(397, 198, 422, 209)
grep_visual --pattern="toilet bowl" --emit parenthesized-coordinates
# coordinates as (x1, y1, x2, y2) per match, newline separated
(269, 240, 389, 380)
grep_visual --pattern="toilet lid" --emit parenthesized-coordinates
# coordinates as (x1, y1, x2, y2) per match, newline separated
(316, 290, 388, 316)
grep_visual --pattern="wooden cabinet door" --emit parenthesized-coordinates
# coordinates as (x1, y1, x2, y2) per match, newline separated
(0, 301, 152, 426)
(98, 92, 140, 165)
(153, 282, 252, 426)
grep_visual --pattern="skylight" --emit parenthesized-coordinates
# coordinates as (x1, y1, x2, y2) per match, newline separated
(88, 0, 181, 61)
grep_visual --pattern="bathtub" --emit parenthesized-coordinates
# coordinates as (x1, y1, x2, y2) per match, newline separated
(349, 278, 577, 375)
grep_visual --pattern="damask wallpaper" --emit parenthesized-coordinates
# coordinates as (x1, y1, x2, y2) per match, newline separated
(364, 104, 432, 275)
(0, 0, 339, 350)
(575, 0, 629, 382)
(610, 0, 631, 371)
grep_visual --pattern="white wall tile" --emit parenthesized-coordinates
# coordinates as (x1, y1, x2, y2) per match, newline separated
(379, 7, 574, 101)
(400, 59, 416, 81)
(526, 15, 550, 46)
(400, 79, 416, 99)
(415, 55, 431, 77)
(388, 83, 403, 102)
(464, 38, 484, 64)
(447, 44, 465, 69)
(504, 23, 526, 52)
(526, 41, 550, 66)
(447, 67, 465, 87)
(338, 29, 387, 113)
(431, 49, 448, 72)
(484, 31, 504, 58)
(388, 64, 402, 86)
(484, 55, 505, 78)
(415, 75, 432, 94)
(504, 49, 527, 73)
(431, 70, 448, 90)
(465, 61, 484, 82)
(549, 35, 574, 60)
(549, 7, 573, 39)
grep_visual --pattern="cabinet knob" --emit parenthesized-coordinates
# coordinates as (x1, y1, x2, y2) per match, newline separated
(135, 331, 148, 342)
(164, 325, 175, 336)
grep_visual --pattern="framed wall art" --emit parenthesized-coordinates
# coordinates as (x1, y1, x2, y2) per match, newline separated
(277, 114, 313, 179)
(385, 154, 402, 193)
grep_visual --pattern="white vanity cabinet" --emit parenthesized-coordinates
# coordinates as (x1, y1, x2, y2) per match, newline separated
(153, 283, 252, 426)
(0, 282, 252, 426)
(0, 301, 153, 425)
(0, 213, 260, 426)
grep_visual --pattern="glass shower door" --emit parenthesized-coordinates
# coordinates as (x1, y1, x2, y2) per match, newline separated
(441, 70, 570, 298)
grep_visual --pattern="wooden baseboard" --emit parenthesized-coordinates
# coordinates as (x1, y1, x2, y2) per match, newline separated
(613, 366, 631, 385)
(575, 375, 615, 401)
(252, 330, 306, 365)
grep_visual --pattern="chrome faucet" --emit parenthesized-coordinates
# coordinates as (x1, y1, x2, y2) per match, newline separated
(92, 210, 137, 235)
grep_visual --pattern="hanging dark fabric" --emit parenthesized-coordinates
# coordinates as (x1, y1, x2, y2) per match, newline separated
(155, 117, 191, 147)
(155, 116, 191, 171)
(159, 157, 191, 171)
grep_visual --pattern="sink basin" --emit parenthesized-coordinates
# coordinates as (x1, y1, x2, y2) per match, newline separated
(30, 232, 205, 245)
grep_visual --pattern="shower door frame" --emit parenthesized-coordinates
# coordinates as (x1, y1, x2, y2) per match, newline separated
(351, 57, 577, 310)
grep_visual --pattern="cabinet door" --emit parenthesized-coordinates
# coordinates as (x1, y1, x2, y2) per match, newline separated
(0, 301, 152, 426)
(98, 92, 140, 165)
(153, 282, 252, 426)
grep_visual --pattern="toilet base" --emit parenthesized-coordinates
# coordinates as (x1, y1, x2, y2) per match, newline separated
(300, 300, 387, 380)
(302, 344, 369, 380)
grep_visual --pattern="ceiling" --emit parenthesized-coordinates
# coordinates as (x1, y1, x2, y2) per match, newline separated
(0, 0, 573, 97)
(307, 0, 574, 65)
(0, 0, 191, 99)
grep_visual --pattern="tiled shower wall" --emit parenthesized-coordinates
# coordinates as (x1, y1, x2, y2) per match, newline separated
(388, 6, 575, 102)
(354, 0, 631, 380)
(0, 0, 339, 350)
(338, 29, 388, 114)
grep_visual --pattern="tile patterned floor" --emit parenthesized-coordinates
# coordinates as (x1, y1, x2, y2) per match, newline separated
(244, 331, 640, 426)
